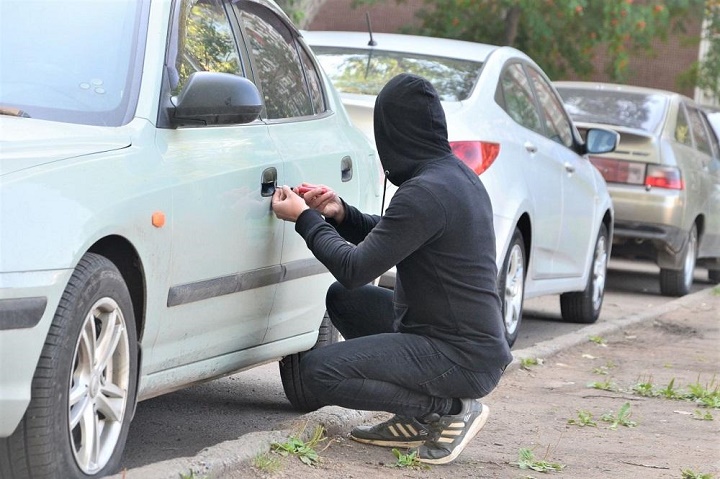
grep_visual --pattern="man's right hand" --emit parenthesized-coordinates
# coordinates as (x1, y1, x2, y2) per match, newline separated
(296, 183, 345, 223)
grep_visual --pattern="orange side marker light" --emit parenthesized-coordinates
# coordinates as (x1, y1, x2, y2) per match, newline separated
(151, 211, 166, 228)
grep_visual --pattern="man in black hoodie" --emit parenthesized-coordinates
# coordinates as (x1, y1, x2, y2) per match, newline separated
(271, 73, 513, 465)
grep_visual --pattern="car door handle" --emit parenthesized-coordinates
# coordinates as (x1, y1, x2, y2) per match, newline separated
(341, 155, 353, 182)
(564, 162, 576, 173)
(261, 167, 277, 197)
(524, 142, 537, 153)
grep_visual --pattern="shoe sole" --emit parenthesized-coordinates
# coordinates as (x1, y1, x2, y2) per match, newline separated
(416, 404, 490, 465)
(350, 436, 425, 448)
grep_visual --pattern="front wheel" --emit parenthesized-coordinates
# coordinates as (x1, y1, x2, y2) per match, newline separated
(659, 224, 697, 297)
(0, 253, 138, 479)
(560, 223, 608, 324)
(498, 228, 526, 348)
(279, 312, 340, 412)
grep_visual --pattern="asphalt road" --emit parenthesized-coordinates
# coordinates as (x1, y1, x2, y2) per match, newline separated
(118, 258, 713, 470)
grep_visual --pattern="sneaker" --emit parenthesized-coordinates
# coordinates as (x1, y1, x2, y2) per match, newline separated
(414, 400, 489, 465)
(350, 415, 431, 448)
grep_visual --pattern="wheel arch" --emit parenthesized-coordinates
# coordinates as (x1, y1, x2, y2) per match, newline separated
(516, 213, 532, 272)
(87, 236, 146, 342)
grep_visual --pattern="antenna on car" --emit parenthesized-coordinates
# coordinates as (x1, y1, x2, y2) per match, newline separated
(365, 12, 377, 46)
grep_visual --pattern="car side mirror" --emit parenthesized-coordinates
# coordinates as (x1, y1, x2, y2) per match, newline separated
(584, 128, 619, 155)
(172, 72, 262, 126)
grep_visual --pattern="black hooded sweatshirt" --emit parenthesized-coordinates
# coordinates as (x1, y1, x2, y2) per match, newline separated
(295, 73, 513, 371)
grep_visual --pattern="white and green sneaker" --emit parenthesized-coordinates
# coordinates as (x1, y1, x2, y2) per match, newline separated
(414, 400, 489, 465)
(350, 415, 431, 448)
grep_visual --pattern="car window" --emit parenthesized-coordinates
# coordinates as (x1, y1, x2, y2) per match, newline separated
(675, 105, 693, 146)
(171, 0, 244, 97)
(311, 47, 482, 101)
(234, 2, 314, 119)
(686, 106, 714, 157)
(498, 63, 543, 134)
(526, 67, 573, 147)
(558, 88, 668, 133)
(297, 42, 327, 114)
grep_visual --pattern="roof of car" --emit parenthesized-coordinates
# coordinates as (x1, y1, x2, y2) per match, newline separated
(301, 30, 499, 63)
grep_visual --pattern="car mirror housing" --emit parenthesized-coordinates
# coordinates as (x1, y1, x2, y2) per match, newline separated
(172, 72, 262, 126)
(584, 128, 619, 155)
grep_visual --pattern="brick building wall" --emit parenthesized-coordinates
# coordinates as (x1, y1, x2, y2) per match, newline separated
(307, 0, 703, 98)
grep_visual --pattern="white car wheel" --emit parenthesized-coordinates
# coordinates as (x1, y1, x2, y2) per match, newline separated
(498, 228, 526, 347)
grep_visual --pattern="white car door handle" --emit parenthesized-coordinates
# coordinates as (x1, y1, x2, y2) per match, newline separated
(564, 162, 576, 173)
(524, 142, 537, 153)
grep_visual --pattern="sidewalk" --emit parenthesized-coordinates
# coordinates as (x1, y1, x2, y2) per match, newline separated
(111, 286, 720, 479)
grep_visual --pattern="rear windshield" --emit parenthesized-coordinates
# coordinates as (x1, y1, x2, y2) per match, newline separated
(311, 46, 482, 101)
(557, 88, 668, 133)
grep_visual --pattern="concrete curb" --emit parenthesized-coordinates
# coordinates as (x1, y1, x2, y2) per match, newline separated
(108, 287, 716, 479)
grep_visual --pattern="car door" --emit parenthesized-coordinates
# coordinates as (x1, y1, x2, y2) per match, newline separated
(145, 0, 280, 374)
(526, 66, 597, 278)
(232, 1, 361, 343)
(498, 63, 563, 280)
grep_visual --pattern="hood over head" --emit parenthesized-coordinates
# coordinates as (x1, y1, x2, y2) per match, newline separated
(373, 73, 452, 186)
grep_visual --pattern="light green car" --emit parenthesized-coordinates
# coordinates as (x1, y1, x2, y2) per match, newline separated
(0, 1, 380, 477)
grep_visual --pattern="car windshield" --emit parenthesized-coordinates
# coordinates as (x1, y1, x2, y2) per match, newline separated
(311, 46, 482, 101)
(557, 87, 668, 133)
(0, 1, 146, 126)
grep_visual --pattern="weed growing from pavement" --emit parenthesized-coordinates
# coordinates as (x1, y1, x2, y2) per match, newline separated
(657, 378, 680, 399)
(601, 402, 637, 429)
(515, 448, 565, 473)
(685, 376, 720, 408)
(632, 375, 656, 397)
(520, 357, 544, 369)
(252, 452, 282, 473)
(588, 335, 607, 346)
(681, 469, 714, 479)
(567, 410, 597, 427)
(592, 360, 616, 375)
(178, 471, 206, 479)
(389, 448, 430, 469)
(587, 378, 617, 391)
(270, 425, 326, 466)
(693, 409, 714, 421)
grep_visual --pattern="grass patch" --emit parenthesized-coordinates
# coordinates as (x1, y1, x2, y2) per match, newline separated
(270, 425, 327, 466)
(252, 452, 282, 473)
(515, 447, 565, 473)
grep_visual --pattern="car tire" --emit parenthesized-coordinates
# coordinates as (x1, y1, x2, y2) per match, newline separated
(0, 253, 138, 479)
(279, 312, 340, 412)
(560, 222, 608, 324)
(659, 224, 697, 297)
(709, 269, 720, 284)
(498, 228, 526, 348)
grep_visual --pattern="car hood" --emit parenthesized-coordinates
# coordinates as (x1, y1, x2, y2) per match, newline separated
(0, 117, 131, 177)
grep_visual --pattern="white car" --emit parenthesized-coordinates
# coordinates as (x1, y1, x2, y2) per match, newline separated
(0, 2, 379, 477)
(304, 31, 618, 347)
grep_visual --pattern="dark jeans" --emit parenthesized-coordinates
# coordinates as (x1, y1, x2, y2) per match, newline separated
(300, 282, 504, 419)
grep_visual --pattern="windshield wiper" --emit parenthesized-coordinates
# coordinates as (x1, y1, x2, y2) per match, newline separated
(0, 106, 31, 118)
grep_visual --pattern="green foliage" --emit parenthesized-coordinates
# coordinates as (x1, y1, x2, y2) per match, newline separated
(681, 469, 715, 479)
(683, 377, 720, 408)
(520, 357, 544, 369)
(567, 409, 597, 427)
(693, 409, 714, 421)
(389, 448, 430, 469)
(179, 471, 206, 479)
(601, 402, 637, 429)
(352, 0, 707, 86)
(587, 378, 616, 391)
(271, 425, 327, 466)
(252, 452, 283, 473)
(515, 447, 565, 472)
(677, 2, 720, 102)
(657, 378, 680, 399)
(589, 335, 607, 346)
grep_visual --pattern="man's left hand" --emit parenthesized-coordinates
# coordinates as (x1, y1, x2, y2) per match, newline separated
(272, 185, 309, 222)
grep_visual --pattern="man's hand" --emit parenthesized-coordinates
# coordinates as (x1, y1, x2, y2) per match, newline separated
(296, 183, 345, 223)
(272, 185, 309, 222)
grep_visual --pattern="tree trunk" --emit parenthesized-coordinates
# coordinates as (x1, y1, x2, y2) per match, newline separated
(503, 5, 520, 46)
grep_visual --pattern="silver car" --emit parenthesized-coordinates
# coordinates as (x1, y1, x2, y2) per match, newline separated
(304, 31, 619, 347)
(0, 1, 379, 477)
(556, 82, 720, 296)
